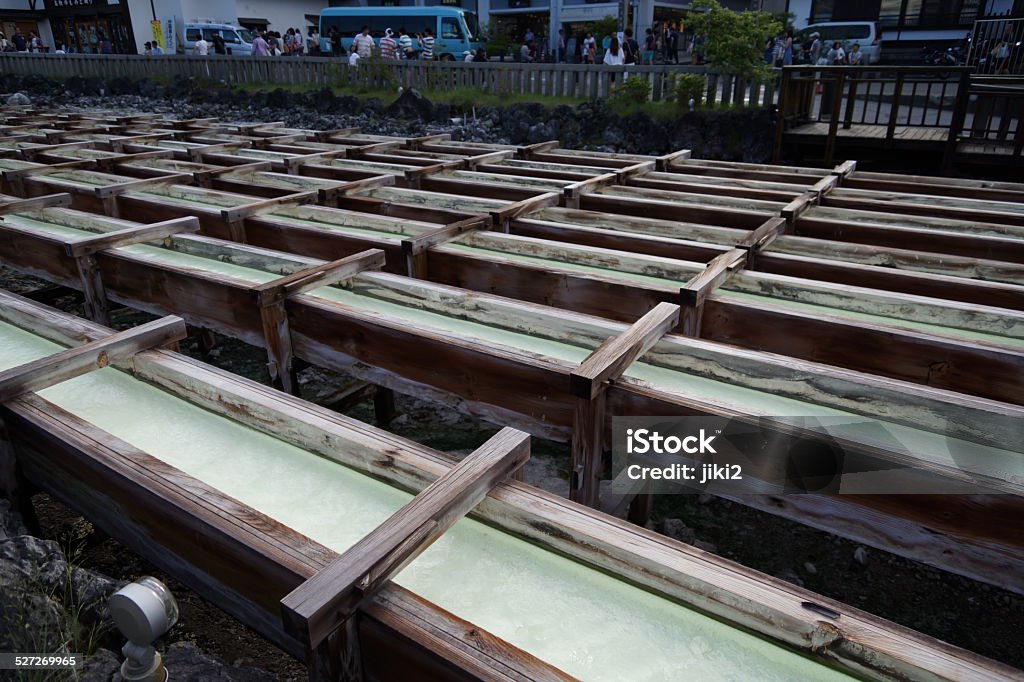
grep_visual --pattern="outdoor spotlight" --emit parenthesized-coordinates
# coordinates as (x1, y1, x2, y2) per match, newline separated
(109, 576, 180, 681)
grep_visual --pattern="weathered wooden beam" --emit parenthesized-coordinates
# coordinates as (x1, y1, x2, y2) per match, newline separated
(490, 192, 560, 232)
(463, 149, 516, 169)
(192, 160, 274, 187)
(517, 140, 560, 158)
(563, 172, 617, 209)
(221, 190, 320, 242)
(736, 217, 787, 268)
(0, 192, 72, 214)
(252, 249, 385, 394)
(831, 159, 857, 178)
(401, 217, 489, 278)
(571, 302, 681, 400)
(94, 172, 193, 217)
(65, 217, 200, 258)
(280, 427, 530, 649)
(656, 149, 691, 172)
(680, 249, 748, 337)
(0, 316, 186, 402)
(780, 191, 817, 224)
(809, 173, 839, 199)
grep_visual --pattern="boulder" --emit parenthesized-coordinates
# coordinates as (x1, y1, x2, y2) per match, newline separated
(385, 88, 434, 120)
(4, 92, 31, 106)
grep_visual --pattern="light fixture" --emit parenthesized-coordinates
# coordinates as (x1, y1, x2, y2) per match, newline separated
(109, 576, 180, 682)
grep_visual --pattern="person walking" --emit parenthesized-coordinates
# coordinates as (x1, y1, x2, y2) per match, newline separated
(603, 36, 625, 65)
(397, 28, 414, 59)
(806, 31, 822, 65)
(380, 28, 397, 59)
(252, 31, 269, 56)
(622, 28, 639, 64)
(557, 28, 566, 63)
(193, 34, 210, 56)
(211, 31, 226, 55)
(307, 28, 320, 55)
(353, 25, 374, 59)
(418, 28, 435, 60)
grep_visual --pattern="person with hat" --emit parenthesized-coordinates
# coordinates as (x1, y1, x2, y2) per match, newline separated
(807, 31, 823, 65)
(380, 28, 397, 59)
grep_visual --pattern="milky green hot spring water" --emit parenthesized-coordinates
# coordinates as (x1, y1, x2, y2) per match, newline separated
(0, 321, 850, 681)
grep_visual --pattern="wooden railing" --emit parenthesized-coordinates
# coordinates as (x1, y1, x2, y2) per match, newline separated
(0, 53, 776, 106)
(773, 65, 1022, 169)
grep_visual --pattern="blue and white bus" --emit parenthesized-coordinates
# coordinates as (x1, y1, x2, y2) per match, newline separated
(318, 7, 485, 60)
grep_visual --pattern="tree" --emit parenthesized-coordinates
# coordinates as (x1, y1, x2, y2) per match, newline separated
(687, 0, 782, 81)
(590, 16, 619, 44)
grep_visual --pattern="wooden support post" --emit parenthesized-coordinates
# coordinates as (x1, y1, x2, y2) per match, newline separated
(489, 192, 560, 233)
(885, 71, 905, 146)
(373, 387, 397, 426)
(824, 70, 846, 167)
(943, 70, 972, 174)
(516, 140, 559, 158)
(569, 303, 680, 507)
(402, 163, 446, 191)
(401, 216, 488, 279)
(679, 249, 747, 337)
(463, 149, 516, 170)
(0, 316, 186, 402)
(280, 427, 530, 650)
(829, 159, 857, 183)
(809, 173, 839, 201)
(0, 415, 40, 535)
(73, 254, 111, 326)
(252, 250, 386, 394)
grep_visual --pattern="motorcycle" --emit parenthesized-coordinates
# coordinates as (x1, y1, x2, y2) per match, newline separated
(922, 44, 966, 79)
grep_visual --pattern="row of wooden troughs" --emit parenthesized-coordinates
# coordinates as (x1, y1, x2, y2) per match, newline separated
(0, 107, 1022, 681)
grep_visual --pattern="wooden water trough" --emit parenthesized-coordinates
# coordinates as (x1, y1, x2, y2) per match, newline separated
(1, 111, 1023, 600)
(0, 196, 1021, 597)
(5, 290, 1021, 681)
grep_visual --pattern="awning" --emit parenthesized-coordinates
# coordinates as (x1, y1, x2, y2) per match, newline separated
(237, 17, 269, 27)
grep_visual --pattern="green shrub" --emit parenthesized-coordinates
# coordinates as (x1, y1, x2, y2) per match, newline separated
(673, 73, 705, 106)
(610, 76, 651, 104)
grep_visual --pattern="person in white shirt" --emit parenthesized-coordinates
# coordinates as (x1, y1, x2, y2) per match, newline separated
(348, 45, 361, 67)
(193, 37, 210, 55)
(847, 43, 862, 66)
(353, 26, 374, 58)
(603, 36, 625, 65)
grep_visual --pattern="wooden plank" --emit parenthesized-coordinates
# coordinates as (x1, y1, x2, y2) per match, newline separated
(402, 217, 489, 279)
(255, 249, 386, 303)
(780, 191, 817, 224)
(0, 316, 186, 402)
(490, 192, 560, 232)
(737, 216, 787, 253)
(65, 217, 200, 257)
(281, 427, 530, 649)
(570, 302, 681, 400)
(0, 192, 72, 213)
(679, 249, 747, 336)
(656, 149, 691, 172)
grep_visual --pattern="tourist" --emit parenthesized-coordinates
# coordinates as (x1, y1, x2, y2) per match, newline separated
(763, 36, 774, 64)
(193, 34, 210, 56)
(827, 40, 846, 65)
(331, 28, 342, 56)
(29, 31, 44, 52)
(143, 41, 152, 55)
(380, 28, 397, 60)
(520, 39, 533, 62)
(603, 36, 625, 65)
(353, 26, 374, 59)
(557, 29, 566, 63)
(267, 32, 282, 56)
(992, 36, 1011, 75)
(252, 31, 269, 57)
(211, 31, 226, 55)
(397, 28, 414, 59)
(622, 28, 639, 64)
(582, 32, 596, 64)
(12, 28, 27, 52)
(150, 42, 163, 55)
(806, 31, 822, 65)
(348, 44, 360, 67)
(307, 28, 319, 55)
(472, 47, 488, 62)
(292, 28, 304, 55)
(98, 30, 112, 54)
(848, 43, 863, 66)
(418, 28, 435, 60)
(644, 28, 656, 61)
(524, 27, 534, 44)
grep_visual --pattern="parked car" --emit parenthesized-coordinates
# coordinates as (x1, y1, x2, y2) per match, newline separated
(181, 23, 254, 56)
(796, 22, 882, 64)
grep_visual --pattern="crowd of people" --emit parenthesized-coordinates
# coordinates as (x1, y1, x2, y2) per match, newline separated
(516, 23, 693, 65)
(766, 29, 864, 67)
(0, 28, 48, 53)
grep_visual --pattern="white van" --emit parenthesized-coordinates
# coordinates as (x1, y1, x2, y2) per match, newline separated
(182, 22, 254, 56)
(797, 22, 883, 64)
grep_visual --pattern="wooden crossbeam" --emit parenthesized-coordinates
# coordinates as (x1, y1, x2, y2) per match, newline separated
(810, 174, 840, 199)
(252, 250, 385, 394)
(655, 149, 691, 171)
(0, 316, 186, 403)
(680, 249, 747, 337)
(516, 140, 560, 158)
(1, 158, 98, 180)
(0, 193, 72, 214)
(736, 216, 787, 268)
(490, 191, 560, 232)
(19, 140, 96, 160)
(281, 427, 530, 649)
(94, 172, 193, 217)
(334, 174, 397, 197)
(571, 302, 681, 400)
(65, 217, 200, 258)
(563, 172, 618, 209)
(402, 162, 447, 190)
(402, 217, 489, 278)
(831, 159, 857, 178)
(780, 191, 817, 224)
(94, 148, 176, 170)
(283, 150, 349, 174)
(193, 160, 274, 187)
(568, 303, 679, 507)
(220, 190, 320, 242)
(463, 149, 516, 169)
(313, 127, 360, 142)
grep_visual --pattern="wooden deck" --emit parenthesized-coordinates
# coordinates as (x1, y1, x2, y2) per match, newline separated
(786, 122, 949, 146)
